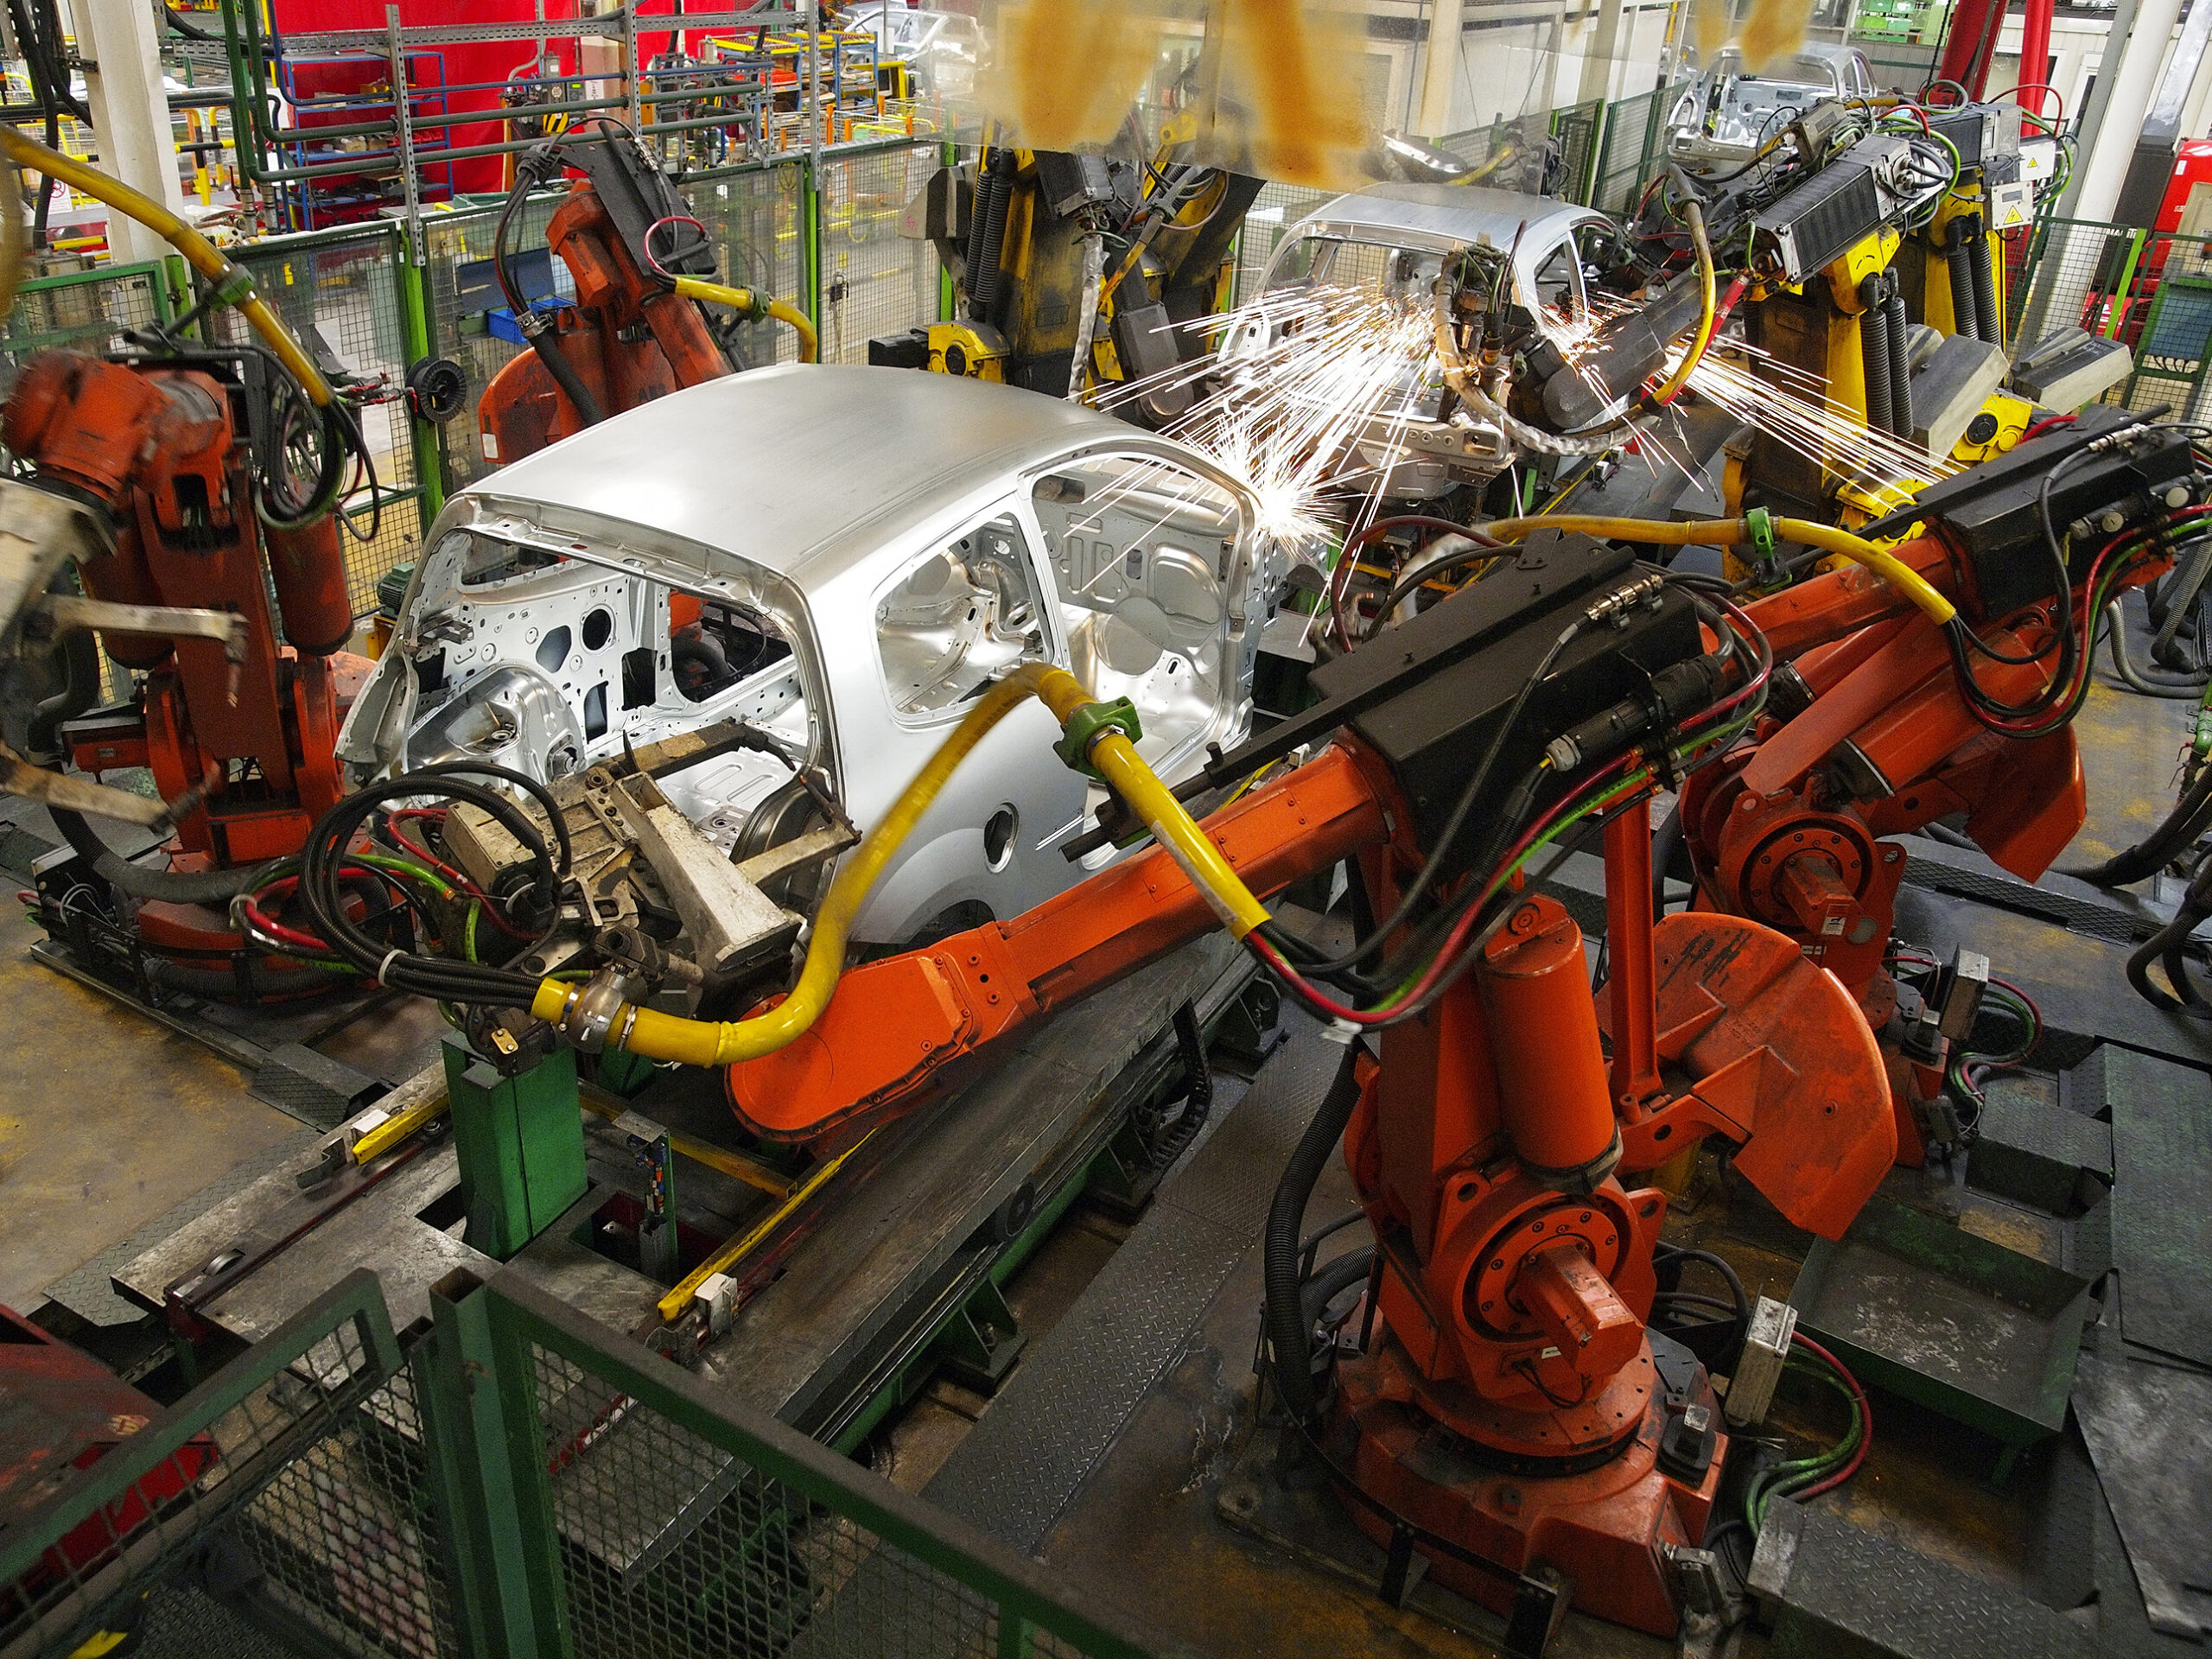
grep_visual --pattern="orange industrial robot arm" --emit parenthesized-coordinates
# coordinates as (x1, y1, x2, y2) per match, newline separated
(723, 743, 1392, 1142)
(724, 732, 1896, 1244)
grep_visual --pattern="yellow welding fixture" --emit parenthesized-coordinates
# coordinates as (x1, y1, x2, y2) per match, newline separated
(531, 663, 1270, 1068)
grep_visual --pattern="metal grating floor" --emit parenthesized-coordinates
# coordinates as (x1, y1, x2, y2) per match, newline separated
(922, 1016, 1341, 1552)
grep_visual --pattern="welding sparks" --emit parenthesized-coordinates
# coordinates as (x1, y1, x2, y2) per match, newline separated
(1092, 264, 1954, 570)
(1096, 283, 1446, 546)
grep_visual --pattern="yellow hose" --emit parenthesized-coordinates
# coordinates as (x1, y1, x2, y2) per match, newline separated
(671, 274, 818, 363)
(1481, 513, 1958, 626)
(1023, 668, 1272, 939)
(1649, 199, 1716, 406)
(0, 129, 334, 408)
(531, 663, 1268, 1067)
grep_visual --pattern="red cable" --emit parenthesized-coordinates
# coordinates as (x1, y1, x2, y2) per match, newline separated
(1249, 758, 1644, 1024)
(2020, 413, 2075, 442)
(1787, 1333, 1872, 1498)
(240, 867, 402, 957)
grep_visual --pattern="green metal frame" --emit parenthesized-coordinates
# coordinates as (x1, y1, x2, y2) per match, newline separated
(3, 259, 177, 357)
(220, 219, 437, 542)
(443, 1037, 588, 1262)
(480, 1269, 1164, 1659)
(1549, 98, 1607, 207)
(396, 232, 447, 522)
(0, 1271, 403, 1656)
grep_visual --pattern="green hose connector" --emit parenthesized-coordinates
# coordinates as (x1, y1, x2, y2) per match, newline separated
(1052, 696, 1143, 781)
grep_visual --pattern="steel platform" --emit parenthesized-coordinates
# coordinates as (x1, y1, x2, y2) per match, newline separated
(109, 933, 1257, 1446)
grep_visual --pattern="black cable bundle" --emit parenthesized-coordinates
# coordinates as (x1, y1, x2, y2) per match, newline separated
(297, 762, 572, 1006)
(494, 130, 607, 426)
(8, 0, 86, 248)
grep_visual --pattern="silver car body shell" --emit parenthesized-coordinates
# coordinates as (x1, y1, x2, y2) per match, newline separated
(1238, 183, 1618, 493)
(340, 365, 1281, 943)
(1663, 45, 1877, 169)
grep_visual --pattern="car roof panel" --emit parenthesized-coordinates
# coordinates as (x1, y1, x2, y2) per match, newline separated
(461, 364, 1141, 584)
(1288, 181, 1602, 255)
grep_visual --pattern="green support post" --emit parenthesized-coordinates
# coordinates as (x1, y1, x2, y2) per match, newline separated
(443, 1036, 587, 1261)
(1583, 102, 1611, 206)
(2105, 229, 2148, 340)
(940, 140, 957, 321)
(158, 253, 192, 329)
(395, 235, 446, 529)
(802, 162, 823, 335)
(480, 1281, 580, 1659)
(418, 1270, 549, 1659)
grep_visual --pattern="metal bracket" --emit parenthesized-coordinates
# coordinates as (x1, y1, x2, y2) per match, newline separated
(1052, 696, 1143, 781)
(615, 1109, 678, 1285)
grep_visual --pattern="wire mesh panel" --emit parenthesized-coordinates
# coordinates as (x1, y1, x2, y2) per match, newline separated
(422, 194, 568, 491)
(1592, 86, 1670, 215)
(0, 1274, 406, 1659)
(815, 143, 942, 365)
(493, 1274, 1160, 1659)
(222, 227, 427, 615)
(2012, 219, 2212, 420)
(1232, 181, 1342, 308)
(524, 1340, 1002, 1659)
(2014, 217, 2154, 357)
(689, 160, 811, 370)
(226, 1341, 462, 1659)
(1853, 39, 1943, 95)
(1551, 99, 1605, 206)
(1436, 113, 1559, 196)
(0, 263, 169, 397)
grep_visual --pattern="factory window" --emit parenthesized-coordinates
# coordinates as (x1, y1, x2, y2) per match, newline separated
(876, 512, 1049, 718)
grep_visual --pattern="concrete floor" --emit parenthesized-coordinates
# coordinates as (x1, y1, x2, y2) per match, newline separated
(0, 904, 301, 1312)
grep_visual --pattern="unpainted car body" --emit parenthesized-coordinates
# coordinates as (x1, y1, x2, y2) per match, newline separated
(340, 365, 1292, 944)
(844, 2, 981, 98)
(1664, 44, 1877, 170)
(1229, 182, 1620, 494)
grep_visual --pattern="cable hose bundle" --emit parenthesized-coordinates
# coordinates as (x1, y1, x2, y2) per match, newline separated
(1885, 280, 1914, 439)
(494, 135, 606, 427)
(1262, 1041, 1367, 1424)
(2069, 760, 2212, 887)
(1859, 276, 1893, 438)
(2126, 855, 2212, 1012)
(297, 762, 572, 1006)
(1965, 217, 1999, 346)
(48, 806, 274, 905)
(1945, 220, 1980, 343)
(969, 151, 1018, 321)
(2106, 599, 2210, 698)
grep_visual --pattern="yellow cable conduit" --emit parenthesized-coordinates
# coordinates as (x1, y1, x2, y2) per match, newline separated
(1648, 198, 1716, 406)
(1480, 513, 1957, 626)
(531, 663, 1270, 1068)
(0, 129, 334, 408)
(671, 274, 817, 364)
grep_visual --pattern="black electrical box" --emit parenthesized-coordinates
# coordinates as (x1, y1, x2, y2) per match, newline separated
(1305, 531, 1704, 869)
(1889, 405, 2197, 616)
(868, 328, 931, 370)
(1754, 160, 1884, 282)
